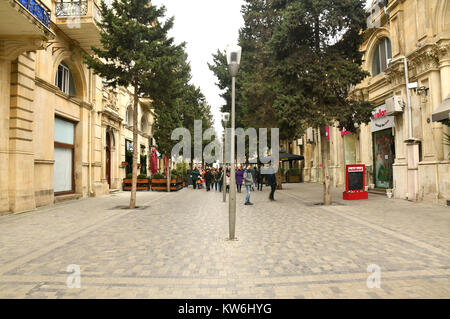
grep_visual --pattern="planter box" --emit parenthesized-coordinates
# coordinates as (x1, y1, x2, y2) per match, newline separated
(287, 175, 301, 183)
(151, 178, 182, 192)
(122, 178, 150, 191)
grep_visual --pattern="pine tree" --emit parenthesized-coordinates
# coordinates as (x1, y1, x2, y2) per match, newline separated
(269, 0, 374, 205)
(152, 51, 213, 191)
(83, 0, 183, 207)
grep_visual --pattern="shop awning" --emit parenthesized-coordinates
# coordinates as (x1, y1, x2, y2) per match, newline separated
(432, 94, 450, 122)
(279, 151, 304, 162)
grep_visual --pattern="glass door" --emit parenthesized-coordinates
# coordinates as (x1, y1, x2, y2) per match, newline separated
(372, 129, 395, 189)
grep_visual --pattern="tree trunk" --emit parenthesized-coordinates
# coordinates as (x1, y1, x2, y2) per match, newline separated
(276, 167, 282, 190)
(129, 83, 139, 208)
(166, 158, 171, 192)
(320, 126, 331, 205)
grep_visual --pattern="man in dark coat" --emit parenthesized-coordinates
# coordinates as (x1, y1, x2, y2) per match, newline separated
(256, 166, 263, 191)
(191, 168, 200, 189)
(204, 169, 213, 191)
(267, 171, 277, 201)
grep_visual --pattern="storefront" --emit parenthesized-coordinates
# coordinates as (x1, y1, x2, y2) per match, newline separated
(371, 105, 395, 189)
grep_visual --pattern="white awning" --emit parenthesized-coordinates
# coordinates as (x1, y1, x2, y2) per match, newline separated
(432, 94, 450, 122)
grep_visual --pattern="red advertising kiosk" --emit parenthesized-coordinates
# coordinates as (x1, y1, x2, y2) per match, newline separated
(343, 164, 368, 200)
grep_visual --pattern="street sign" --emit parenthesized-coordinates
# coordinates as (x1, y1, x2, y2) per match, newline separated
(343, 164, 368, 200)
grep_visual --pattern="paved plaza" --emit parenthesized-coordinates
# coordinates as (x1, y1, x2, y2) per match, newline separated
(0, 183, 449, 299)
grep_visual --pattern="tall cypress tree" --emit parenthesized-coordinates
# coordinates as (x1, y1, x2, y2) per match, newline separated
(83, 0, 183, 207)
(269, 0, 374, 204)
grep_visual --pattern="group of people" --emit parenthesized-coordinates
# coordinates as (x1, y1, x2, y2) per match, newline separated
(187, 165, 278, 204)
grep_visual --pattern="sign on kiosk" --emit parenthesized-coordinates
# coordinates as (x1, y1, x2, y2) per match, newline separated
(343, 164, 368, 200)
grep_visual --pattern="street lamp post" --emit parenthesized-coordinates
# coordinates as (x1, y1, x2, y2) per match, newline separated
(222, 112, 230, 203)
(226, 44, 241, 240)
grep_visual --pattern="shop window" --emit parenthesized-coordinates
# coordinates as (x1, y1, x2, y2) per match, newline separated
(372, 38, 392, 76)
(54, 117, 75, 194)
(55, 61, 77, 96)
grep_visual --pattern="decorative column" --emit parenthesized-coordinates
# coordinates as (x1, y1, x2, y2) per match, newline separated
(0, 57, 11, 212)
(8, 53, 37, 212)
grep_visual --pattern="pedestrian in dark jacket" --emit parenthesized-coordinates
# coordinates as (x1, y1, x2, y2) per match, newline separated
(204, 169, 213, 191)
(244, 165, 254, 205)
(256, 167, 263, 191)
(191, 168, 200, 189)
(235, 166, 244, 193)
(267, 172, 277, 201)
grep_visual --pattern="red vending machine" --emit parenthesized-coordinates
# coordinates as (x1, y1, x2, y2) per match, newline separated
(343, 164, 368, 200)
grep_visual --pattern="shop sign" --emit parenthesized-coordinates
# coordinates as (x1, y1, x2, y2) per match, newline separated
(371, 105, 394, 132)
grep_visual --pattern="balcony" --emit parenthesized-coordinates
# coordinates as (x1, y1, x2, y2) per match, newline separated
(55, 0, 102, 52)
(0, 0, 54, 39)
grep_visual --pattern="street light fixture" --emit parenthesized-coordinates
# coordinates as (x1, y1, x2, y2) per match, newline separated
(222, 112, 230, 203)
(226, 44, 241, 240)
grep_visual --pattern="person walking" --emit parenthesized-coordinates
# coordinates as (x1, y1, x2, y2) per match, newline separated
(191, 168, 199, 190)
(204, 168, 213, 191)
(235, 165, 244, 193)
(213, 169, 218, 191)
(217, 167, 223, 192)
(256, 166, 263, 191)
(226, 171, 230, 193)
(244, 164, 254, 205)
(267, 170, 277, 201)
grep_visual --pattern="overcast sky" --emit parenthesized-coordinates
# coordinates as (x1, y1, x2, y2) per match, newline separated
(151, 0, 373, 133)
(151, 0, 244, 133)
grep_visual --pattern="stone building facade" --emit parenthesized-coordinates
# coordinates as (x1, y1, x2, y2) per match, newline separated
(296, 0, 450, 205)
(0, 0, 157, 214)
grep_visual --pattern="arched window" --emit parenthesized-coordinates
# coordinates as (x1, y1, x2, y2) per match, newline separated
(372, 38, 392, 76)
(141, 115, 148, 133)
(55, 61, 76, 96)
(126, 106, 133, 126)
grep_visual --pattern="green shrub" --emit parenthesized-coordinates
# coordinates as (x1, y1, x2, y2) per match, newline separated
(126, 173, 132, 179)
(152, 173, 164, 179)
(288, 168, 301, 176)
(137, 174, 148, 179)
(176, 162, 188, 178)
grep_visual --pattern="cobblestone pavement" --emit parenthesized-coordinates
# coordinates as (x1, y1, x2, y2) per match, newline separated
(0, 183, 449, 298)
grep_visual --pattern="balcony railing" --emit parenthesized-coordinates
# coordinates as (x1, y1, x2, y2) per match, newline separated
(55, 1, 88, 17)
(17, 0, 51, 27)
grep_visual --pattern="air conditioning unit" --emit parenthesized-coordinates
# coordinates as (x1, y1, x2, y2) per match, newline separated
(385, 96, 404, 115)
(297, 138, 303, 146)
(306, 128, 314, 143)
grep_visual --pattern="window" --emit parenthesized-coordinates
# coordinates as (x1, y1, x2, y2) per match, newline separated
(55, 62, 76, 96)
(126, 106, 133, 126)
(54, 117, 75, 194)
(141, 115, 148, 133)
(372, 38, 392, 76)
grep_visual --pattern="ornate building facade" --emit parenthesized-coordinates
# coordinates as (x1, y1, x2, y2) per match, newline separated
(297, 0, 450, 205)
(0, 0, 157, 214)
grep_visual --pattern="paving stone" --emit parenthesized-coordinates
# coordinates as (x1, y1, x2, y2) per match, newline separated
(0, 183, 449, 298)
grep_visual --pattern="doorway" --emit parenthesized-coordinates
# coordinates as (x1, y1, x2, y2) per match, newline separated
(372, 128, 395, 189)
(106, 131, 111, 187)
